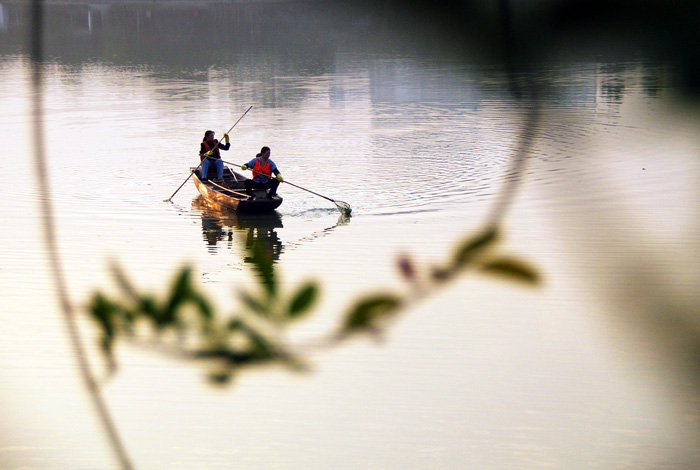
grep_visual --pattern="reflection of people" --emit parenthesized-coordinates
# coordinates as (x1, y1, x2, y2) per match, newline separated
(245, 226, 283, 263)
(193, 197, 284, 261)
(199, 130, 230, 182)
(241, 146, 283, 198)
(201, 215, 226, 249)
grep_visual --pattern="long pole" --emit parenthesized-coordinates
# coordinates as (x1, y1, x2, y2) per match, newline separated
(164, 106, 253, 202)
(221, 159, 352, 215)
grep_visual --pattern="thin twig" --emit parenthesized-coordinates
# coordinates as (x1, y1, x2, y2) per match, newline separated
(486, 0, 541, 227)
(30, 1, 134, 468)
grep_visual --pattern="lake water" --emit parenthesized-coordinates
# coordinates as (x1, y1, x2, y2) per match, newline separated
(1, 2, 700, 469)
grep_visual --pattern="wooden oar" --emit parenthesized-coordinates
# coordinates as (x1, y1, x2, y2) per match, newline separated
(208, 180, 249, 198)
(222, 159, 352, 215)
(164, 106, 253, 202)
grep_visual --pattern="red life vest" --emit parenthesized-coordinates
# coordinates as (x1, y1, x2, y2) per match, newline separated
(201, 139, 220, 162)
(252, 158, 272, 180)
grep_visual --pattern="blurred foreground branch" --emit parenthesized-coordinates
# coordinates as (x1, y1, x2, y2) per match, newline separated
(88, 226, 538, 384)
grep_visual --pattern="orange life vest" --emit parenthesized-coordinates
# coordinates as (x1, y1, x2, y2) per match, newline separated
(201, 139, 220, 162)
(252, 158, 272, 180)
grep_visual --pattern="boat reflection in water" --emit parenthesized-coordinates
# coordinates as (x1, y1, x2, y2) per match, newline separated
(192, 196, 284, 263)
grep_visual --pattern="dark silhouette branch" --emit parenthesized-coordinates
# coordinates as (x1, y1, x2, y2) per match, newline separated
(30, 1, 134, 469)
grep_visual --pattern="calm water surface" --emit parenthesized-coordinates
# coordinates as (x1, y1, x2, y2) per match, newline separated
(1, 3, 699, 469)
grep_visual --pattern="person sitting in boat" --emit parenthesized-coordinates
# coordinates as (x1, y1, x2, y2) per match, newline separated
(199, 130, 230, 182)
(241, 146, 284, 198)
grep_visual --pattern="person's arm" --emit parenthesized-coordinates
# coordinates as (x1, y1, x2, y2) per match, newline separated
(270, 162, 283, 181)
(219, 134, 231, 151)
(241, 158, 256, 171)
(201, 142, 218, 157)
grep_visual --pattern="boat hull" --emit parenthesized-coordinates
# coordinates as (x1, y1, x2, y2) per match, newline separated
(191, 166, 283, 213)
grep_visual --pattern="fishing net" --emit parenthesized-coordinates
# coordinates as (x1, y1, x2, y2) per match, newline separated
(335, 201, 352, 216)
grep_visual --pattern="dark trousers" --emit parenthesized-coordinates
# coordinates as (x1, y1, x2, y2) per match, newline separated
(245, 178, 280, 196)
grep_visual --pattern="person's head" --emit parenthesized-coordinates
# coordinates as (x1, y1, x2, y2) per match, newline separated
(204, 130, 215, 142)
(260, 146, 271, 159)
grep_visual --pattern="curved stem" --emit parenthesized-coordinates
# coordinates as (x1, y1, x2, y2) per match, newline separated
(486, 104, 540, 227)
(486, 0, 541, 227)
(30, 1, 134, 468)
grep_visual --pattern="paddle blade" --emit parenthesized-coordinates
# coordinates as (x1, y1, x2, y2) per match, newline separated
(335, 201, 352, 216)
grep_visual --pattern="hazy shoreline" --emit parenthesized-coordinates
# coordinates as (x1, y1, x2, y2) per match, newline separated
(3, 0, 306, 4)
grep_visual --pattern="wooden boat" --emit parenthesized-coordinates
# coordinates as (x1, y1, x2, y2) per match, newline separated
(191, 165, 283, 213)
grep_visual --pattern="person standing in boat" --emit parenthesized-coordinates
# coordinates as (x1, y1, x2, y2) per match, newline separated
(199, 130, 230, 182)
(241, 146, 284, 198)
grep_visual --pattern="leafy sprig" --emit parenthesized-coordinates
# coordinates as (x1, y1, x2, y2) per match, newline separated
(88, 225, 538, 384)
(339, 226, 539, 339)
(89, 238, 318, 384)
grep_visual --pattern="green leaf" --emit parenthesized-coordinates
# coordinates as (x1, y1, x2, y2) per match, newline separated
(227, 318, 244, 335)
(287, 283, 318, 319)
(245, 239, 277, 296)
(109, 263, 139, 301)
(343, 294, 403, 333)
(168, 267, 214, 328)
(169, 267, 193, 304)
(190, 292, 214, 322)
(209, 370, 234, 386)
(246, 331, 276, 358)
(227, 319, 276, 358)
(281, 356, 310, 373)
(479, 258, 540, 284)
(138, 295, 161, 323)
(453, 226, 499, 269)
(431, 267, 452, 282)
(162, 268, 192, 326)
(89, 293, 118, 352)
(239, 290, 270, 317)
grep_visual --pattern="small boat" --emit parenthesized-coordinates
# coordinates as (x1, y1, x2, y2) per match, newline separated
(191, 165, 283, 213)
